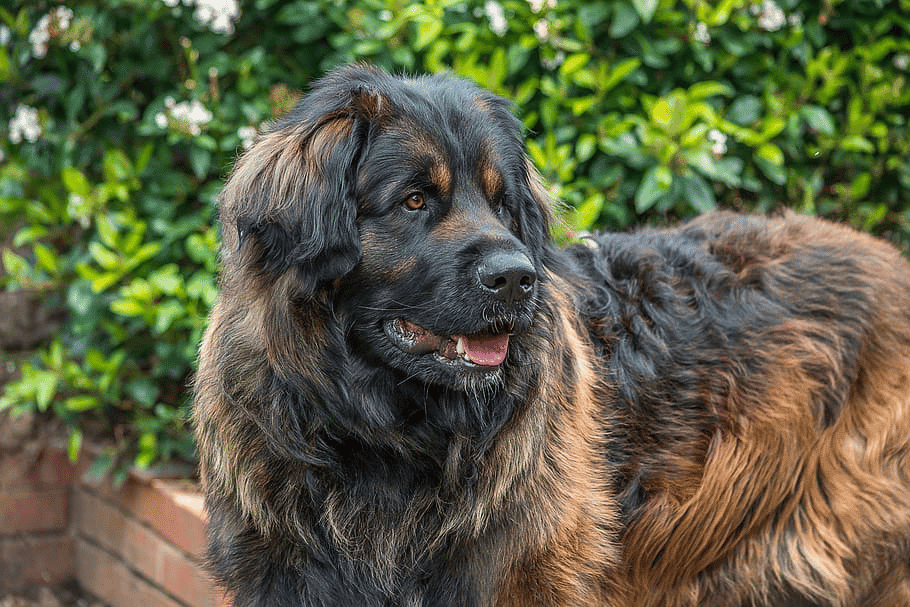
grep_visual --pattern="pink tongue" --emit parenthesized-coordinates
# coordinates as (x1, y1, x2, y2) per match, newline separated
(462, 334, 509, 366)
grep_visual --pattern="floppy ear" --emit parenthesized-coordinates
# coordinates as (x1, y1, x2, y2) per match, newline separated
(219, 72, 386, 293)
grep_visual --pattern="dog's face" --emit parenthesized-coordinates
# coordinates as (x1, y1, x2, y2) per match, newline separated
(219, 66, 552, 390)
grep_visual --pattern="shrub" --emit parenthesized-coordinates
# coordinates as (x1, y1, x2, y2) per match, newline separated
(2, 0, 908, 474)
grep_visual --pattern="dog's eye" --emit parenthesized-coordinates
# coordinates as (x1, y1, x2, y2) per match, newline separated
(403, 193, 426, 211)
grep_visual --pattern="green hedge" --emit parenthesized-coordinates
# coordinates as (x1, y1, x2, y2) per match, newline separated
(2, 0, 909, 474)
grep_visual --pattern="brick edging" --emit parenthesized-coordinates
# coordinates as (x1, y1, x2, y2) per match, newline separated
(1, 444, 228, 606)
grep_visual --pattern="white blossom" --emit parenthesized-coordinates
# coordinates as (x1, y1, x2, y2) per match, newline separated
(484, 0, 507, 36)
(8, 105, 42, 144)
(28, 7, 74, 58)
(157, 99, 213, 136)
(527, 0, 556, 12)
(693, 22, 710, 44)
(237, 126, 257, 150)
(708, 129, 728, 157)
(754, 0, 786, 32)
(894, 54, 909, 71)
(533, 19, 549, 40)
(162, 0, 181, 7)
(29, 16, 50, 58)
(0, 25, 11, 46)
(192, 0, 240, 35)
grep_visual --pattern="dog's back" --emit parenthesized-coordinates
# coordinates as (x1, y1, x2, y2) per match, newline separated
(572, 211, 910, 606)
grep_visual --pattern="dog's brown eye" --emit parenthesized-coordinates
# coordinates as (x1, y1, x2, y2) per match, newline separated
(404, 193, 426, 211)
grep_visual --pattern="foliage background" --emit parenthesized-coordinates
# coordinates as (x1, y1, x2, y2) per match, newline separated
(2, 0, 909, 474)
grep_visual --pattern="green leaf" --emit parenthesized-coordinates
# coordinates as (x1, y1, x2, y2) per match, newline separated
(800, 105, 836, 136)
(135, 431, 159, 469)
(841, 136, 875, 153)
(103, 149, 133, 183)
(149, 265, 182, 295)
(95, 214, 120, 249)
(2, 249, 30, 278)
(128, 379, 160, 408)
(609, 1, 640, 38)
(33, 370, 58, 411)
(757, 143, 784, 166)
(33, 243, 59, 276)
(635, 166, 672, 213)
(415, 16, 443, 51)
(727, 95, 762, 126)
(110, 298, 145, 317)
(88, 242, 121, 270)
(64, 396, 100, 412)
(688, 81, 733, 100)
(602, 58, 641, 92)
(651, 92, 687, 136)
(154, 300, 186, 334)
(189, 147, 212, 179)
(571, 193, 605, 231)
(632, 0, 658, 23)
(62, 168, 92, 197)
(68, 430, 82, 462)
(681, 173, 717, 213)
(560, 53, 589, 76)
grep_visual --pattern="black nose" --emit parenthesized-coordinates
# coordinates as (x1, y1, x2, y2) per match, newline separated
(476, 251, 537, 303)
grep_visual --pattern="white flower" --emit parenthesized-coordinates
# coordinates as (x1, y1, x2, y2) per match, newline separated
(894, 54, 909, 71)
(484, 0, 507, 36)
(237, 126, 257, 150)
(754, 0, 786, 32)
(159, 99, 213, 136)
(28, 7, 75, 58)
(192, 0, 240, 35)
(693, 22, 710, 44)
(163, 0, 181, 7)
(8, 105, 42, 144)
(708, 129, 728, 157)
(533, 19, 549, 40)
(29, 15, 50, 58)
(528, 0, 556, 11)
(0, 25, 11, 46)
(56, 7, 74, 31)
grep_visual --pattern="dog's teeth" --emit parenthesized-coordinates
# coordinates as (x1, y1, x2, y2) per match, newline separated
(456, 336, 466, 357)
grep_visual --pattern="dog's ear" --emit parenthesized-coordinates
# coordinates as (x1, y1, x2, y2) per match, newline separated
(219, 68, 387, 293)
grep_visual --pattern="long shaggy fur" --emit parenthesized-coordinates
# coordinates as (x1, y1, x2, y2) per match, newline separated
(193, 64, 910, 607)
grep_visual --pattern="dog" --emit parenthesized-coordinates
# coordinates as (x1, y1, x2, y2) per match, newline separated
(193, 64, 910, 606)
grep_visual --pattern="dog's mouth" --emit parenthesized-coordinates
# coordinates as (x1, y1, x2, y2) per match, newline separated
(383, 319, 510, 368)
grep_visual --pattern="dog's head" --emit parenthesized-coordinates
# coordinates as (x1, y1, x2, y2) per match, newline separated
(219, 64, 553, 389)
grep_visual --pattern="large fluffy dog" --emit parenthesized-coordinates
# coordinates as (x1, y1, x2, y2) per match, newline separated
(193, 65, 910, 606)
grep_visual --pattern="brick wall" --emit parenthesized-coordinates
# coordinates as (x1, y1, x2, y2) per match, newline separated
(0, 440, 228, 607)
(0, 446, 76, 589)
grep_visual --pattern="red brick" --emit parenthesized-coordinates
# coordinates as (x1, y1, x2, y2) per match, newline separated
(76, 539, 183, 607)
(74, 487, 227, 607)
(0, 448, 80, 490)
(0, 534, 75, 590)
(0, 488, 69, 533)
(82, 474, 207, 558)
